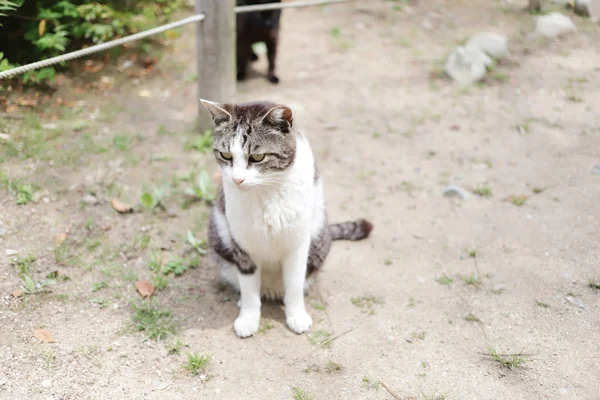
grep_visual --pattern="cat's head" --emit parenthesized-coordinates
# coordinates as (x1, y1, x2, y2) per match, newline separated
(201, 99, 295, 190)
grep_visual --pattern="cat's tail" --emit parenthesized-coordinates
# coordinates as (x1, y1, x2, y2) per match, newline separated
(329, 219, 374, 241)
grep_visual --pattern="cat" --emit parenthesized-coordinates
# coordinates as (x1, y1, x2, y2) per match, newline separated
(236, 0, 282, 84)
(201, 99, 373, 338)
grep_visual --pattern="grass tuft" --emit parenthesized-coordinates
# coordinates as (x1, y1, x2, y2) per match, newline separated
(183, 352, 210, 376)
(485, 346, 529, 369)
(292, 387, 315, 400)
(472, 186, 492, 197)
(436, 275, 453, 286)
(131, 300, 175, 341)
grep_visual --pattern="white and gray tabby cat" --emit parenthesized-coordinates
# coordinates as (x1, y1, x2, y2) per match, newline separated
(201, 99, 373, 338)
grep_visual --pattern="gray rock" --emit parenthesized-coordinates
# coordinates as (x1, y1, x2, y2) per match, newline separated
(466, 32, 509, 60)
(566, 296, 585, 309)
(443, 184, 472, 200)
(6, 249, 18, 256)
(444, 46, 493, 86)
(535, 13, 576, 38)
(574, 0, 590, 16)
(592, 164, 600, 175)
(82, 194, 99, 206)
(41, 379, 52, 388)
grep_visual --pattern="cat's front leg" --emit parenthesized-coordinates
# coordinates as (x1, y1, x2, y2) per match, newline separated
(282, 239, 312, 334)
(234, 268, 262, 338)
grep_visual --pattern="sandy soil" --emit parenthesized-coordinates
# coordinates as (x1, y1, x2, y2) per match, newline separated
(1, 1, 600, 399)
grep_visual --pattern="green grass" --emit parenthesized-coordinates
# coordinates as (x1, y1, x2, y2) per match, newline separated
(588, 279, 600, 290)
(161, 257, 188, 276)
(131, 301, 175, 341)
(311, 302, 326, 311)
(464, 313, 480, 322)
(92, 280, 108, 292)
(168, 339, 185, 355)
(292, 387, 315, 400)
(534, 301, 550, 308)
(329, 26, 342, 38)
(183, 352, 210, 376)
(0, 172, 37, 205)
(436, 275, 453, 286)
(308, 329, 332, 348)
(460, 274, 482, 286)
(351, 295, 383, 314)
(191, 129, 213, 153)
(485, 346, 529, 369)
(113, 135, 130, 151)
(152, 274, 168, 291)
(259, 320, 275, 334)
(13, 254, 35, 276)
(411, 331, 427, 341)
(325, 361, 344, 374)
(472, 186, 492, 197)
(467, 249, 477, 258)
(361, 376, 380, 390)
(532, 186, 546, 194)
(510, 195, 528, 206)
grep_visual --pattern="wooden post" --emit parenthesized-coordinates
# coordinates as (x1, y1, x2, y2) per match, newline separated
(196, 0, 236, 129)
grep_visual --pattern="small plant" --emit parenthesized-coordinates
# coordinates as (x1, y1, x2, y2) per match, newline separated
(329, 26, 342, 38)
(411, 331, 427, 341)
(168, 339, 185, 355)
(161, 257, 188, 276)
(149, 251, 163, 273)
(192, 129, 213, 153)
(436, 274, 453, 286)
(1, 173, 37, 205)
(153, 274, 168, 291)
(185, 170, 216, 202)
(485, 346, 529, 370)
(187, 230, 207, 255)
(92, 280, 108, 292)
(325, 361, 344, 374)
(472, 186, 492, 197)
(534, 301, 550, 308)
(292, 387, 316, 400)
(532, 186, 546, 194)
(132, 300, 175, 341)
(183, 352, 210, 376)
(113, 135, 129, 151)
(311, 302, 326, 311)
(460, 274, 482, 286)
(507, 195, 528, 206)
(467, 248, 477, 258)
(259, 320, 275, 334)
(308, 329, 332, 348)
(464, 313, 480, 322)
(588, 279, 600, 290)
(13, 255, 56, 294)
(351, 295, 383, 315)
(383, 257, 393, 265)
(361, 376, 380, 390)
(140, 184, 169, 210)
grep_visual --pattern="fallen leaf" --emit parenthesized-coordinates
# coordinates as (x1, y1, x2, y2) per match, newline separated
(11, 289, 24, 298)
(34, 329, 56, 343)
(135, 280, 155, 298)
(38, 19, 46, 36)
(111, 198, 132, 213)
(55, 232, 67, 246)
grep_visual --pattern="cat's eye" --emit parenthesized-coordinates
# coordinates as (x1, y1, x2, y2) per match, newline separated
(220, 151, 233, 160)
(249, 154, 266, 162)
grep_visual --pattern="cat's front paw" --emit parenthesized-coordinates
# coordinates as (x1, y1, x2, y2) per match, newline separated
(286, 309, 312, 334)
(234, 314, 260, 338)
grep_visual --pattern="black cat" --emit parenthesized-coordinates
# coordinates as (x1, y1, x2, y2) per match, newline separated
(236, 0, 281, 84)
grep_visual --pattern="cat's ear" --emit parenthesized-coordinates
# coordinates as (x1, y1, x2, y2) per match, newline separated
(200, 99, 232, 126)
(260, 106, 293, 133)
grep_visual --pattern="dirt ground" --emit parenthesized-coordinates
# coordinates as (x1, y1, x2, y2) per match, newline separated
(1, 1, 600, 399)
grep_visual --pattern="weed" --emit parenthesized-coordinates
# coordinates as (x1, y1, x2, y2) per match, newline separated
(508, 195, 528, 206)
(185, 170, 216, 202)
(183, 352, 210, 376)
(588, 279, 600, 290)
(329, 26, 342, 38)
(56, 294, 69, 303)
(13, 254, 35, 276)
(351, 295, 383, 314)
(140, 184, 169, 210)
(436, 275, 453, 286)
(191, 129, 213, 153)
(131, 300, 175, 341)
(187, 230, 207, 255)
(162, 257, 188, 276)
(86, 238, 101, 252)
(311, 302, 326, 311)
(303, 364, 320, 373)
(308, 329, 332, 348)
(153, 274, 168, 291)
(361, 376, 380, 390)
(86, 218, 95, 230)
(325, 361, 344, 374)
(259, 320, 275, 334)
(92, 280, 108, 292)
(467, 249, 477, 258)
(485, 346, 529, 369)
(534, 301, 550, 308)
(92, 298, 110, 308)
(0, 172, 37, 205)
(139, 235, 151, 250)
(113, 135, 129, 151)
(460, 274, 482, 286)
(168, 339, 185, 355)
(472, 186, 492, 197)
(411, 331, 427, 341)
(121, 269, 138, 282)
(408, 297, 415, 307)
(532, 186, 546, 194)
(464, 313, 480, 322)
(292, 387, 316, 400)
(383, 257, 393, 265)
(149, 251, 163, 273)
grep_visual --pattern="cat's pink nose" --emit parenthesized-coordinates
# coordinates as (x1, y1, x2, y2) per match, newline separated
(233, 177, 245, 186)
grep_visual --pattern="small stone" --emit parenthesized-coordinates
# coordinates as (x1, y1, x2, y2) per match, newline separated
(535, 13, 576, 38)
(466, 32, 509, 60)
(82, 194, 98, 205)
(42, 123, 57, 130)
(444, 46, 493, 86)
(43, 197, 50, 204)
(0, 133, 10, 140)
(566, 296, 585, 309)
(591, 164, 600, 175)
(443, 184, 472, 200)
(6, 249, 18, 256)
(41, 379, 52, 388)
(574, 0, 590, 16)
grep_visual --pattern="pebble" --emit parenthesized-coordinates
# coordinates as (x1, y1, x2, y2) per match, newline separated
(42, 123, 57, 130)
(443, 184, 472, 200)
(535, 13, 576, 38)
(0, 222, 7, 237)
(466, 32, 509, 60)
(82, 194, 99, 205)
(566, 296, 585, 309)
(41, 379, 52, 388)
(6, 249, 18, 256)
(444, 46, 493, 86)
(591, 164, 600, 175)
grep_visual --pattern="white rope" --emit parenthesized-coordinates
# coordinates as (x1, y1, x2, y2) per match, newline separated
(236, 0, 351, 13)
(0, 13, 205, 80)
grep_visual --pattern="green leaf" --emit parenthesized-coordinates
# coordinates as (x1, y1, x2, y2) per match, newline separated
(186, 230, 206, 255)
(141, 192, 155, 209)
(22, 276, 37, 293)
